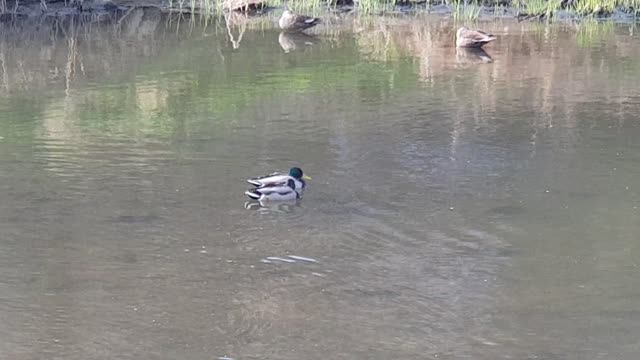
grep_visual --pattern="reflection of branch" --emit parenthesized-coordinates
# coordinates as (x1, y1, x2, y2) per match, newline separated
(17, 59, 28, 84)
(65, 18, 79, 97)
(225, 13, 246, 49)
(117, 6, 136, 27)
(78, 47, 85, 77)
(0, 41, 8, 94)
(65, 36, 76, 96)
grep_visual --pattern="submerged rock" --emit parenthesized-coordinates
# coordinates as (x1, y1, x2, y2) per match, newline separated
(222, 0, 266, 12)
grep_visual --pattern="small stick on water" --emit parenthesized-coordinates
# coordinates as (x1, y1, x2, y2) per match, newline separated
(266, 257, 296, 263)
(287, 255, 319, 263)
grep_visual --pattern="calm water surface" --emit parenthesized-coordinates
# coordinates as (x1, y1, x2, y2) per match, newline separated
(1, 11, 639, 360)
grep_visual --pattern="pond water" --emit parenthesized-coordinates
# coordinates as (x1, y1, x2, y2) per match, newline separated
(1, 10, 639, 360)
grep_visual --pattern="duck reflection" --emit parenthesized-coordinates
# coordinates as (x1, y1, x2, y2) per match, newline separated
(278, 32, 318, 53)
(244, 199, 300, 212)
(455, 47, 494, 64)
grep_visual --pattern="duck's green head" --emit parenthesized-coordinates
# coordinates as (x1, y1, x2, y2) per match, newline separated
(289, 167, 311, 180)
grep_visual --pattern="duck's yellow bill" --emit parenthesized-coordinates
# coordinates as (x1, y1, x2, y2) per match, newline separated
(303, 175, 312, 180)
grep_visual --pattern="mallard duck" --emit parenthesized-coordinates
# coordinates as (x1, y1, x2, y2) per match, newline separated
(245, 179, 300, 201)
(247, 167, 310, 191)
(456, 27, 496, 48)
(279, 8, 320, 32)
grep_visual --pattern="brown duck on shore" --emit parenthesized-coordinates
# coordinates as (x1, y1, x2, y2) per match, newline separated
(456, 26, 496, 48)
(278, 8, 320, 33)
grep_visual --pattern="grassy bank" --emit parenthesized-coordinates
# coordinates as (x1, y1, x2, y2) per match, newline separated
(512, 0, 640, 19)
(155, 0, 640, 18)
(0, 0, 639, 19)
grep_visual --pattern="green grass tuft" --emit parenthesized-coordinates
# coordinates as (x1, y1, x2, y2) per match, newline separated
(451, 0, 483, 20)
(514, 0, 561, 19)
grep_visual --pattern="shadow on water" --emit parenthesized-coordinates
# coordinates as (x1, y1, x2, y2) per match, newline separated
(0, 7, 639, 360)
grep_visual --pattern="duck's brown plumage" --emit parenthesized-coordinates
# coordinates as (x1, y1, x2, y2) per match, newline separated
(456, 27, 496, 48)
(278, 9, 320, 32)
(278, 32, 317, 53)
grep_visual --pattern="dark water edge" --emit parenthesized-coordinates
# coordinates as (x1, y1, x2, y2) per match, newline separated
(1, 0, 639, 26)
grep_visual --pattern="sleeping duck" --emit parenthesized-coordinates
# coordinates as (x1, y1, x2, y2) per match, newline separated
(456, 26, 496, 48)
(279, 8, 320, 33)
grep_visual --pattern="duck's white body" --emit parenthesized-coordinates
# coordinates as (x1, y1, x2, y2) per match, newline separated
(247, 172, 306, 191)
(245, 182, 300, 202)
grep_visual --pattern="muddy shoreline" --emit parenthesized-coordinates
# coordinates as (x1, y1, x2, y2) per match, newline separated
(0, 0, 639, 25)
